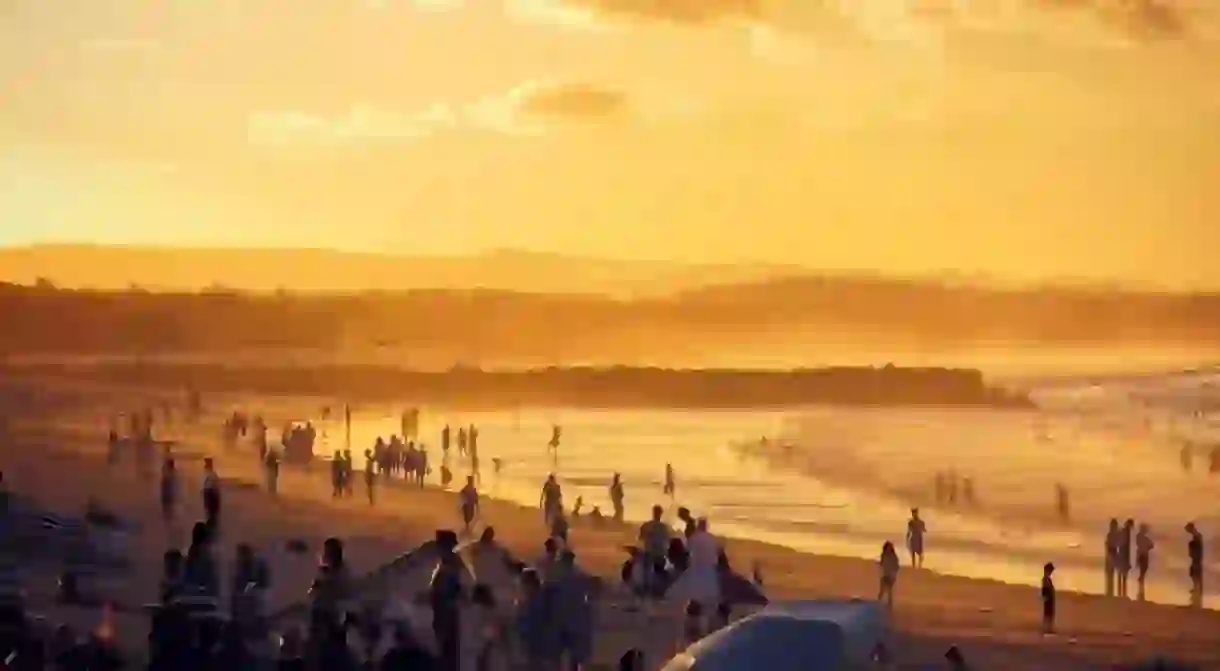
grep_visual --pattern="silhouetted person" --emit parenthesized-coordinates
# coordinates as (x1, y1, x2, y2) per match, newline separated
(619, 649, 645, 671)
(1186, 522, 1204, 607)
(460, 476, 480, 535)
(1136, 523, 1154, 601)
(638, 505, 670, 598)
(364, 449, 376, 506)
(663, 463, 675, 498)
(1105, 518, 1120, 597)
(429, 530, 465, 671)
(1041, 562, 1056, 634)
(1118, 518, 1134, 598)
(610, 473, 625, 522)
(159, 457, 177, 523)
(201, 457, 221, 532)
(1181, 444, 1193, 472)
(878, 541, 900, 610)
(1055, 482, 1070, 523)
(945, 645, 969, 670)
(906, 508, 926, 568)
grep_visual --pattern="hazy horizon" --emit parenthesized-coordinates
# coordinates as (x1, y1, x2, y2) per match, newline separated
(4, 1, 1220, 289)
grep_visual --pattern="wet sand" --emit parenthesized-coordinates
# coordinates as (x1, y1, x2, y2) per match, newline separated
(2, 379, 1219, 669)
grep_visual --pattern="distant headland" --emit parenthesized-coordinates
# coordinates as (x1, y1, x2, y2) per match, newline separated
(0, 362, 1034, 410)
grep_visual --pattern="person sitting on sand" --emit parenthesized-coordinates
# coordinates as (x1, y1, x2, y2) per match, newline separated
(1136, 523, 1154, 601)
(906, 508, 927, 569)
(1041, 562, 1057, 634)
(461, 476, 480, 535)
(945, 645, 969, 670)
(878, 541, 900, 610)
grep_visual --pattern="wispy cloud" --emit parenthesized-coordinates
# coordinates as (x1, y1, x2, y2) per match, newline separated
(246, 83, 626, 148)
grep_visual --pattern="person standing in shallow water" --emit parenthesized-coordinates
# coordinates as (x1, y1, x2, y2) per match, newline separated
(663, 463, 676, 498)
(363, 450, 376, 506)
(1135, 523, 1154, 601)
(1104, 519, 1120, 597)
(1041, 562, 1056, 634)
(905, 508, 926, 569)
(610, 473, 625, 523)
(1117, 519, 1134, 598)
(1186, 522, 1204, 607)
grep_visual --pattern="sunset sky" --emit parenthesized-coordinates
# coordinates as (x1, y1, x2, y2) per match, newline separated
(2, 0, 1218, 287)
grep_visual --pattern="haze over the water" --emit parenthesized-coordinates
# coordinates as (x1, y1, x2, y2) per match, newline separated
(3, 0, 1220, 289)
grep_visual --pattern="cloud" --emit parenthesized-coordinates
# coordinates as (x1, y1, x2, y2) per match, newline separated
(516, 82, 630, 120)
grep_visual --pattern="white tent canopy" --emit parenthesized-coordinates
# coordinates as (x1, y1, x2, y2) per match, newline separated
(661, 600, 888, 671)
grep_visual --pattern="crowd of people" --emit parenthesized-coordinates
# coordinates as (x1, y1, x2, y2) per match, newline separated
(2, 390, 1214, 670)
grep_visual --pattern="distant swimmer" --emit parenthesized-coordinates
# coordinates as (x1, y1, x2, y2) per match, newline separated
(549, 425, 562, 456)
(905, 508, 926, 569)
(1055, 483, 1070, 523)
(663, 463, 676, 498)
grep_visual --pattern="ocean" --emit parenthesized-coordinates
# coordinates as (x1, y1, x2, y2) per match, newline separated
(321, 364, 1220, 609)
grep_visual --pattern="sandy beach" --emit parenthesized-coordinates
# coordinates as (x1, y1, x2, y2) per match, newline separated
(3, 377, 1220, 669)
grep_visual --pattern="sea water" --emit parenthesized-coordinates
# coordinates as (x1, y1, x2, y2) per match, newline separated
(326, 370, 1220, 609)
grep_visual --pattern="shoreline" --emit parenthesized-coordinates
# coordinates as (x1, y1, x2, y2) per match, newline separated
(3, 379, 1220, 667)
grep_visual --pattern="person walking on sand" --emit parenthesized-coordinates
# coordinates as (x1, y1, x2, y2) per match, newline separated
(610, 473, 625, 523)
(638, 505, 671, 598)
(540, 474, 563, 528)
(877, 541, 900, 610)
(330, 451, 344, 499)
(1186, 522, 1204, 607)
(663, 463, 676, 498)
(1136, 523, 1154, 601)
(201, 457, 221, 532)
(460, 476, 480, 535)
(442, 424, 451, 456)
(906, 508, 927, 569)
(1041, 562, 1056, 634)
(1117, 518, 1134, 598)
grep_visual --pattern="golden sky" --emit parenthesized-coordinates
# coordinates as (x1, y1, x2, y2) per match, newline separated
(1, 0, 1218, 287)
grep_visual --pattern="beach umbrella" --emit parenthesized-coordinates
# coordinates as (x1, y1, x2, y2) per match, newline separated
(660, 600, 887, 671)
